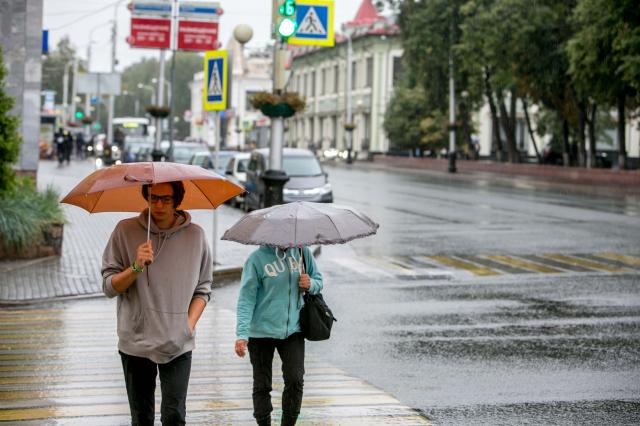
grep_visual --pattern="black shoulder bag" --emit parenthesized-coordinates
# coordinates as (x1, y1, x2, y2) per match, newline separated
(299, 249, 337, 341)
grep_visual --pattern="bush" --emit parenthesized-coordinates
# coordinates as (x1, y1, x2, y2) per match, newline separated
(0, 178, 66, 254)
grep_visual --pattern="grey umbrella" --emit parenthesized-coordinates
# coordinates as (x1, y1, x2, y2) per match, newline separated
(221, 201, 379, 249)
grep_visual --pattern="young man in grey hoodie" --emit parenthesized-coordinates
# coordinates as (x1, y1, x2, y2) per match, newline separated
(101, 181, 212, 426)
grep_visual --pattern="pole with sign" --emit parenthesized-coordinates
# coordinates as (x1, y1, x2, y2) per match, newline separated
(203, 50, 227, 265)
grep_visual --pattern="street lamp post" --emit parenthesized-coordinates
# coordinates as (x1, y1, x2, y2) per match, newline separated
(345, 31, 354, 164)
(448, 17, 457, 173)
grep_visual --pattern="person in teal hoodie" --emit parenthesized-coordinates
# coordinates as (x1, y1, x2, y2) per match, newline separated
(235, 245, 323, 426)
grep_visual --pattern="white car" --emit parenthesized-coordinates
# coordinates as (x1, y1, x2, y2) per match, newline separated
(224, 152, 250, 208)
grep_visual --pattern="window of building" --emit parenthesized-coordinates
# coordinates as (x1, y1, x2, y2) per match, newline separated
(310, 71, 316, 97)
(351, 60, 357, 90)
(332, 116, 337, 148)
(320, 68, 326, 95)
(334, 64, 339, 93)
(366, 57, 373, 88)
(393, 56, 403, 86)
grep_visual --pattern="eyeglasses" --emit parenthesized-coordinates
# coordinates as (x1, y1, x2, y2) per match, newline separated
(149, 195, 173, 205)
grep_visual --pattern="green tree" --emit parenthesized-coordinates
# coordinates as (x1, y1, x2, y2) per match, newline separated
(0, 46, 22, 194)
(41, 37, 79, 105)
(567, 0, 640, 169)
(384, 85, 445, 154)
(116, 52, 203, 139)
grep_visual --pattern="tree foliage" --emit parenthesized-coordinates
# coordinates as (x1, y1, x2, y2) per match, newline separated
(41, 37, 79, 105)
(384, 0, 639, 167)
(115, 52, 203, 139)
(0, 46, 22, 194)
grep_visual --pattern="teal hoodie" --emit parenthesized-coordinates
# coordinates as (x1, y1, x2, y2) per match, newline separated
(236, 246, 323, 340)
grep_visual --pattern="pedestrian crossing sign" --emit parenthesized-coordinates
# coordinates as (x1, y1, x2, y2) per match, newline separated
(289, 0, 334, 47)
(203, 50, 227, 111)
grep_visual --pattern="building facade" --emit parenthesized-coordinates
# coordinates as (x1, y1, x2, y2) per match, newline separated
(0, 0, 43, 177)
(285, 0, 402, 159)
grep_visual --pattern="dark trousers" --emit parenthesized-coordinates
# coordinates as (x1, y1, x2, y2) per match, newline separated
(248, 333, 305, 426)
(119, 351, 192, 426)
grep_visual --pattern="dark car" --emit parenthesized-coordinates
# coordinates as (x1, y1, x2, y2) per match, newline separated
(243, 148, 333, 211)
(122, 136, 154, 163)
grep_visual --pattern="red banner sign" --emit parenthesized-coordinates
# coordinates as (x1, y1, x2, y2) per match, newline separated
(129, 17, 171, 49)
(177, 20, 219, 51)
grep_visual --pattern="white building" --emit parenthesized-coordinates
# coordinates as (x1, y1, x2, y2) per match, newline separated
(285, 0, 403, 158)
(190, 40, 272, 149)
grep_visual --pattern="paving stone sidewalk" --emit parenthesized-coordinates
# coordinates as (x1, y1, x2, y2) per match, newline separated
(0, 159, 254, 304)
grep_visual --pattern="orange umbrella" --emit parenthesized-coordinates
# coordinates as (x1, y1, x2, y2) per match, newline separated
(62, 162, 244, 213)
(62, 162, 245, 241)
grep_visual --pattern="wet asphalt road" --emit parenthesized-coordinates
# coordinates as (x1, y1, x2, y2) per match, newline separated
(216, 164, 640, 425)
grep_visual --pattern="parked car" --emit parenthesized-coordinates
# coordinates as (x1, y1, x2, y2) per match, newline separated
(122, 136, 154, 163)
(189, 150, 236, 175)
(168, 141, 209, 164)
(243, 148, 333, 211)
(224, 152, 250, 208)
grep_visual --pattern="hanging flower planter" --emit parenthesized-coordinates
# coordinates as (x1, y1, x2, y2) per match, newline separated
(250, 92, 305, 118)
(145, 105, 171, 118)
(81, 116, 93, 125)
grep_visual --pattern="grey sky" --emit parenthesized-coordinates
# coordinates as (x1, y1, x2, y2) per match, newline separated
(43, 0, 366, 72)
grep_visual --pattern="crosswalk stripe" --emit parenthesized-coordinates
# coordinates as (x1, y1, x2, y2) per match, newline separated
(457, 255, 532, 274)
(0, 394, 404, 421)
(427, 256, 498, 276)
(487, 255, 562, 273)
(596, 253, 640, 267)
(542, 254, 630, 273)
(519, 255, 593, 272)
(573, 254, 638, 269)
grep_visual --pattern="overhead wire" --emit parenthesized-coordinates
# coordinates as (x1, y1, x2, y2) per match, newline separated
(49, 0, 121, 31)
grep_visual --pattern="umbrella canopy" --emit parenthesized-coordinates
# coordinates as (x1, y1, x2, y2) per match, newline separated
(221, 201, 379, 248)
(61, 161, 245, 213)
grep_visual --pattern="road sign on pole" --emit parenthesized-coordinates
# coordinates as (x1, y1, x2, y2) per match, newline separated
(288, 0, 334, 47)
(203, 50, 227, 111)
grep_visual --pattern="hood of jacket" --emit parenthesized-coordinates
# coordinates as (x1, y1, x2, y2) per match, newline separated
(137, 208, 191, 236)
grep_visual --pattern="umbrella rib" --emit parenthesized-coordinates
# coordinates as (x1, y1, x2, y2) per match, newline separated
(307, 203, 342, 243)
(192, 180, 218, 208)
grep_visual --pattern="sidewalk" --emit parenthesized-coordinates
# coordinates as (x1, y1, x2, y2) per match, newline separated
(360, 155, 640, 197)
(0, 158, 253, 304)
(0, 298, 430, 424)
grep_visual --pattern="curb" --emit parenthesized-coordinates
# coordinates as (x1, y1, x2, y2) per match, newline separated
(0, 246, 323, 306)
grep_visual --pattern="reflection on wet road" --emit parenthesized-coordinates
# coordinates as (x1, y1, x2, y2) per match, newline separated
(301, 165, 640, 425)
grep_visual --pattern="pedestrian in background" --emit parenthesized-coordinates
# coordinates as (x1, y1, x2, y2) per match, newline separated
(235, 246, 323, 426)
(101, 181, 213, 426)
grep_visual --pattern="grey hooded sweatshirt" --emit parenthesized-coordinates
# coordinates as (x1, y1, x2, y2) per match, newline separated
(101, 209, 212, 364)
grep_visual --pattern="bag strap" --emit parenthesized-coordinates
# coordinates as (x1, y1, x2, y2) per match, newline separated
(299, 247, 306, 275)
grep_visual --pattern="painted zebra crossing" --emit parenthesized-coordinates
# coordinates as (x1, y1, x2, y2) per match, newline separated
(0, 300, 430, 425)
(331, 252, 640, 279)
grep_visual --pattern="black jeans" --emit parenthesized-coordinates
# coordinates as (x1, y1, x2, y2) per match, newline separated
(119, 351, 192, 426)
(248, 333, 305, 426)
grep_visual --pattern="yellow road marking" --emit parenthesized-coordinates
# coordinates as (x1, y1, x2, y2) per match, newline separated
(0, 379, 373, 401)
(596, 253, 640, 267)
(542, 254, 630, 272)
(427, 256, 499, 276)
(487, 255, 562, 273)
(0, 394, 402, 421)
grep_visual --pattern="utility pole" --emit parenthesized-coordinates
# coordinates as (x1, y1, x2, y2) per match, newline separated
(152, 49, 167, 160)
(107, 10, 117, 149)
(70, 57, 79, 123)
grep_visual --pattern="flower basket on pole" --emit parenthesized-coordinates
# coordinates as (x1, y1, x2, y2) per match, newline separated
(250, 92, 305, 118)
(145, 105, 171, 118)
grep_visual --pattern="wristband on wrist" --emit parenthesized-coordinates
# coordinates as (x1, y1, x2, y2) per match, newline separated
(131, 261, 144, 273)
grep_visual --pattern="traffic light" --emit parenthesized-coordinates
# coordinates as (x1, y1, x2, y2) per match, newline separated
(277, 0, 297, 39)
(75, 111, 83, 120)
